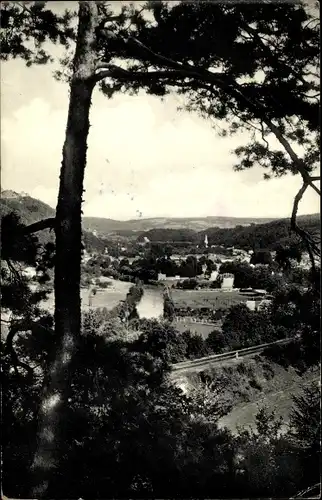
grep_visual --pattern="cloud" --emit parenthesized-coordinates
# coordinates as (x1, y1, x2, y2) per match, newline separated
(1, 70, 319, 220)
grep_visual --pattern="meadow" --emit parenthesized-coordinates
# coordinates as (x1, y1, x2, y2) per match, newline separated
(39, 279, 132, 312)
(171, 289, 249, 310)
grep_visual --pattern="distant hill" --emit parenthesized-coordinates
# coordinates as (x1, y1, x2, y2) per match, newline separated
(0, 192, 55, 225)
(0, 191, 108, 251)
(198, 214, 320, 251)
(135, 214, 320, 250)
(82, 215, 278, 235)
(1, 191, 319, 252)
(1, 192, 280, 235)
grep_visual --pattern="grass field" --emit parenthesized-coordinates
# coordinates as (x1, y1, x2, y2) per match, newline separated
(171, 289, 248, 310)
(39, 279, 131, 312)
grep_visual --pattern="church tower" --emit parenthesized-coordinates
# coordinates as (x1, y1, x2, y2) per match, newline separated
(204, 234, 208, 248)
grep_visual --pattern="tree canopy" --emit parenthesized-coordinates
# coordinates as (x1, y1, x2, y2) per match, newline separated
(1, 2, 320, 497)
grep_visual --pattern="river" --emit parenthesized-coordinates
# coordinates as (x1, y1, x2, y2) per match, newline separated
(136, 286, 164, 320)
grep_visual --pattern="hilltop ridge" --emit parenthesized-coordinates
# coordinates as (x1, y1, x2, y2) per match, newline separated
(0, 191, 319, 251)
(1, 191, 281, 233)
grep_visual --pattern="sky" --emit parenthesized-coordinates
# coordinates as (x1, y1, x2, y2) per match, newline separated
(1, 2, 320, 221)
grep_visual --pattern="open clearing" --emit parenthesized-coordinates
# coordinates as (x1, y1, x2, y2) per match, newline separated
(171, 289, 249, 310)
(39, 279, 131, 312)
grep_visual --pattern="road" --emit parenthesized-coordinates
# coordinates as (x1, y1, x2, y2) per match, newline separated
(171, 337, 293, 377)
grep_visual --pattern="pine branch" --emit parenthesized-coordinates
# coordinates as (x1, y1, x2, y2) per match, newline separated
(5, 319, 34, 379)
(239, 19, 318, 92)
(290, 182, 320, 272)
(23, 217, 56, 235)
(95, 35, 320, 198)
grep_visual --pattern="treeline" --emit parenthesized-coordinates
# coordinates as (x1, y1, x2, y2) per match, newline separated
(137, 215, 320, 250)
(137, 228, 198, 243)
(83, 251, 312, 292)
(112, 283, 144, 322)
(82, 254, 218, 285)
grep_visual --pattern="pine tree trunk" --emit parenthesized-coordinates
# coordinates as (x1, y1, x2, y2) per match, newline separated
(31, 3, 99, 496)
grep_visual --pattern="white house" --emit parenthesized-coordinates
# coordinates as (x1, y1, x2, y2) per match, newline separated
(209, 270, 219, 282)
(221, 273, 234, 290)
(246, 300, 256, 311)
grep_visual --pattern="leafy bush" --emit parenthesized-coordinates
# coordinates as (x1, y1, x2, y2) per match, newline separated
(181, 330, 210, 359)
(206, 329, 226, 353)
(249, 378, 262, 391)
(177, 278, 198, 290)
(133, 320, 187, 364)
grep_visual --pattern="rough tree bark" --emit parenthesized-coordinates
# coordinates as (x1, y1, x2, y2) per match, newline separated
(30, 2, 99, 497)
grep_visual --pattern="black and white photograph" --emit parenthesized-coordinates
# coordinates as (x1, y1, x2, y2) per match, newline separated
(1, 0, 320, 498)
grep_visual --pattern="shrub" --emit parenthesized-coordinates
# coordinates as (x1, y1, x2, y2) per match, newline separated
(99, 281, 111, 289)
(236, 362, 247, 375)
(178, 279, 198, 290)
(181, 330, 210, 360)
(249, 379, 262, 391)
(262, 362, 275, 380)
(206, 330, 226, 353)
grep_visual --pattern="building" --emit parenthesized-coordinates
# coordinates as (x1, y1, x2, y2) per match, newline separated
(209, 270, 219, 282)
(221, 273, 234, 290)
(246, 300, 256, 311)
(204, 234, 209, 248)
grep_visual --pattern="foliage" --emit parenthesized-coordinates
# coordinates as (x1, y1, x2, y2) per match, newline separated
(270, 277, 320, 364)
(177, 278, 198, 290)
(137, 228, 198, 244)
(275, 241, 303, 271)
(1, 213, 54, 315)
(3, 316, 237, 498)
(0, 194, 55, 226)
(188, 376, 233, 423)
(250, 249, 272, 265)
(136, 216, 320, 253)
(219, 260, 283, 291)
(287, 382, 321, 500)
(0, 1, 75, 64)
(289, 381, 320, 468)
(221, 303, 285, 351)
(181, 330, 210, 360)
(163, 295, 175, 321)
(235, 407, 303, 497)
(133, 320, 187, 365)
(204, 216, 319, 251)
(1, 2, 320, 496)
(0, 196, 110, 253)
(2, 193, 318, 262)
(206, 329, 227, 354)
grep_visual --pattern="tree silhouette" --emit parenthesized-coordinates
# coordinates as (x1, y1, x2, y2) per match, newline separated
(1, 1, 320, 494)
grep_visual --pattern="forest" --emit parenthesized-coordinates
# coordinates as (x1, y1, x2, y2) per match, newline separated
(138, 214, 320, 250)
